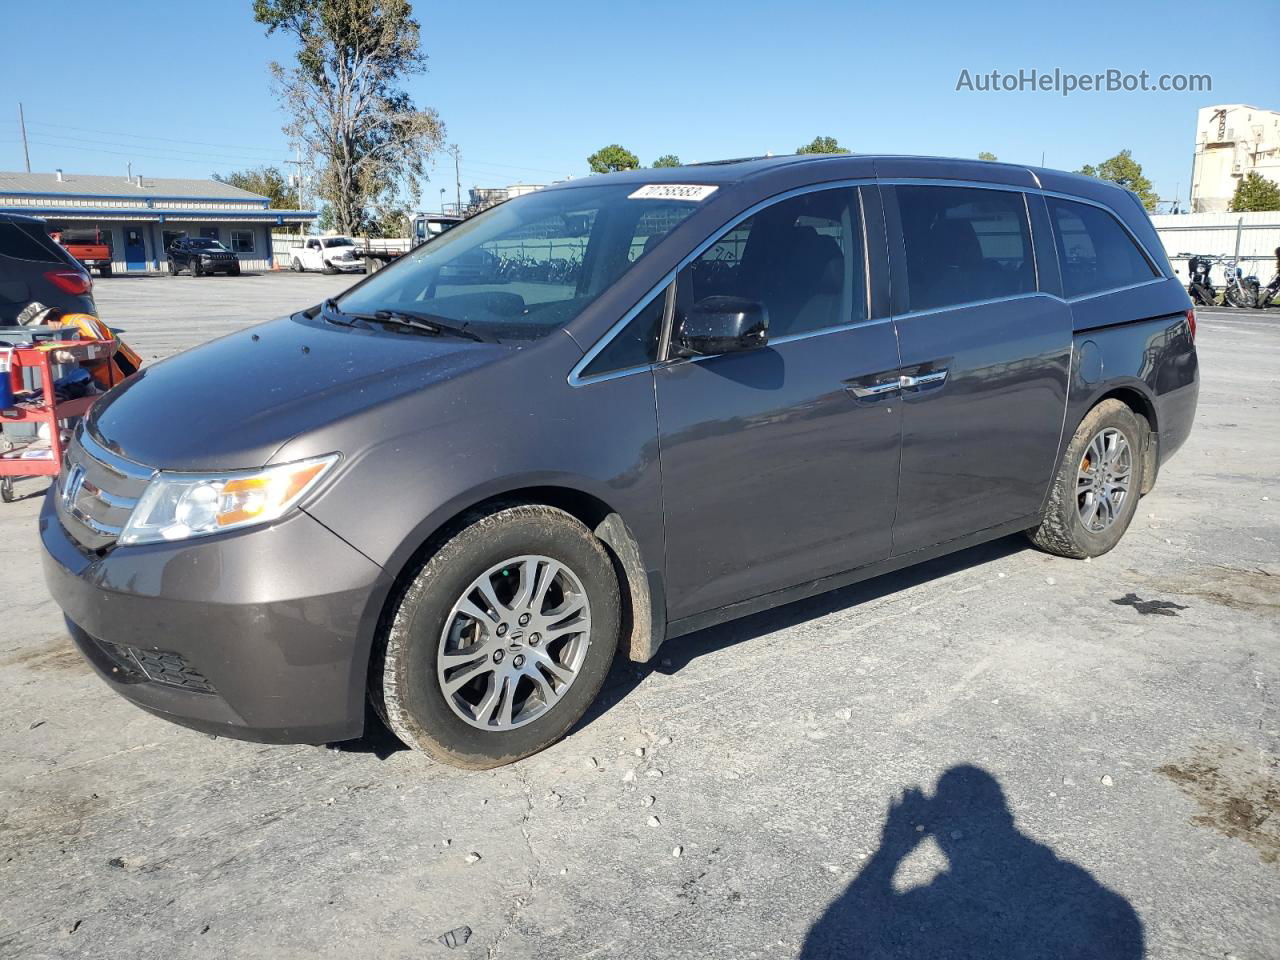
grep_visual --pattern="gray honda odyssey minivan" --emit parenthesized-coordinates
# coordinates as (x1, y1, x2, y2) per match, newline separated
(41, 155, 1198, 768)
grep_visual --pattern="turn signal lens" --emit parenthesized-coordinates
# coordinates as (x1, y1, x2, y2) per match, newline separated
(119, 454, 339, 545)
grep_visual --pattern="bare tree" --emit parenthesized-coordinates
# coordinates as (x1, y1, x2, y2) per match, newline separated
(255, 0, 445, 234)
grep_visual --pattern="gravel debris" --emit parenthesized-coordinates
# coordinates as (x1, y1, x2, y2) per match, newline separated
(640, 796, 655, 808)
(1101, 775, 1114, 787)
(464, 852, 481, 864)
(647, 816, 661, 827)
(436, 925, 472, 948)
(672, 846, 683, 858)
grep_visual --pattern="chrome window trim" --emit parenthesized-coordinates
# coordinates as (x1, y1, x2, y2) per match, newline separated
(875, 178, 1165, 280)
(567, 177, 1169, 387)
(568, 178, 875, 387)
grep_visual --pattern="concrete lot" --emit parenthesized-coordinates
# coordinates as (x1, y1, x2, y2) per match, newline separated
(0, 276, 1276, 959)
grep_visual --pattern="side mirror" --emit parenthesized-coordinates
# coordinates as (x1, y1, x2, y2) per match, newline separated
(674, 296, 769, 357)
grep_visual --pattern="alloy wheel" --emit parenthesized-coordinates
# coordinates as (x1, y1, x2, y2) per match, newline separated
(437, 555, 591, 731)
(1077, 428, 1132, 532)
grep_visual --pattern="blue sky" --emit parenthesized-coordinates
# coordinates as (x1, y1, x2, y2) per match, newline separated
(2, 0, 1275, 210)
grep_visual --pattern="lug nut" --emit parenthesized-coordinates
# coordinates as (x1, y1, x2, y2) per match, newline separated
(518, 613, 531, 626)
(496, 623, 508, 637)
(492, 650, 505, 664)
(512, 654, 525, 668)
(528, 633, 541, 646)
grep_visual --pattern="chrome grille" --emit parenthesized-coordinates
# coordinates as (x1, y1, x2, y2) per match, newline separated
(56, 428, 153, 550)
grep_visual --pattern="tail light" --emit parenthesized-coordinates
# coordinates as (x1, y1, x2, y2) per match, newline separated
(1186, 308, 1197, 343)
(45, 269, 93, 296)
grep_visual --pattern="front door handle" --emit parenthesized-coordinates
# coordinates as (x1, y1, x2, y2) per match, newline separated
(847, 379, 901, 398)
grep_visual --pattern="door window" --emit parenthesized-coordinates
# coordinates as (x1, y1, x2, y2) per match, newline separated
(896, 185, 1034, 312)
(1046, 197, 1157, 298)
(677, 187, 864, 340)
(200, 227, 220, 241)
(162, 231, 185, 252)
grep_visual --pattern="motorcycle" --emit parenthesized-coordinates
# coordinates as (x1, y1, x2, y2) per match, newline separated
(1222, 261, 1261, 308)
(1186, 256, 1217, 306)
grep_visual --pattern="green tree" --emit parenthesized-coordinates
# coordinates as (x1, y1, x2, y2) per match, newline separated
(1229, 171, 1280, 212)
(796, 136, 850, 155)
(588, 144, 640, 173)
(254, 0, 445, 235)
(652, 154, 681, 168)
(213, 166, 299, 208)
(1076, 149, 1158, 211)
(977, 151, 998, 162)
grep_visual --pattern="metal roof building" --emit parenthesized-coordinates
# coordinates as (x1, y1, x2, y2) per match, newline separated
(0, 169, 317, 273)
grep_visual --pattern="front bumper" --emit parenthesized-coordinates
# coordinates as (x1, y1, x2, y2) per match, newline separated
(39, 491, 393, 744)
(199, 258, 240, 273)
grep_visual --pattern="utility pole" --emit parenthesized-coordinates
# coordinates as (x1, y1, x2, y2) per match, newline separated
(448, 144, 461, 213)
(18, 102, 30, 173)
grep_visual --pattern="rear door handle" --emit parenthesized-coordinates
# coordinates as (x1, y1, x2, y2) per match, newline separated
(899, 369, 948, 390)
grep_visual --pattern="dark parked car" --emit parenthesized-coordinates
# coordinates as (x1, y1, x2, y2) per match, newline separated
(168, 237, 241, 277)
(1, 212, 96, 325)
(41, 155, 1198, 768)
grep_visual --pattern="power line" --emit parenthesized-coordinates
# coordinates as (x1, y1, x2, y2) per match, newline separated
(25, 119, 285, 156)
(21, 139, 294, 170)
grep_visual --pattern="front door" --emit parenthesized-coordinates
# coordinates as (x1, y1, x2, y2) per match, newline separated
(123, 227, 147, 272)
(882, 184, 1073, 555)
(656, 185, 903, 622)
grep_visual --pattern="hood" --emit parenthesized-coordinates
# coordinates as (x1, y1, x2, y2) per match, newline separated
(87, 314, 507, 470)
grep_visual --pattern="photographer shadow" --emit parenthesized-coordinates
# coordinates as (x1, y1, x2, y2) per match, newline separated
(801, 765, 1144, 960)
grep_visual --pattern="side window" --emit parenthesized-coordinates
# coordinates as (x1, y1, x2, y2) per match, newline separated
(677, 187, 864, 340)
(1047, 197, 1157, 298)
(896, 185, 1034, 312)
(580, 288, 668, 378)
(230, 230, 255, 253)
(0, 222, 67, 263)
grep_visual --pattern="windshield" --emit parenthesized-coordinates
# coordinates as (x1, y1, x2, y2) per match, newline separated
(325, 237, 355, 247)
(190, 239, 229, 251)
(338, 184, 703, 341)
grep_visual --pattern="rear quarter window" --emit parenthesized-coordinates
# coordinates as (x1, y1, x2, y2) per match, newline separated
(1046, 197, 1157, 298)
(0, 221, 71, 264)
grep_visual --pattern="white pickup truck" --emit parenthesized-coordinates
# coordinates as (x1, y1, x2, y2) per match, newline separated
(288, 236, 364, 274)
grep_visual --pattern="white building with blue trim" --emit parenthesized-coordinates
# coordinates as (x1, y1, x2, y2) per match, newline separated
(0, 169, 316, 273)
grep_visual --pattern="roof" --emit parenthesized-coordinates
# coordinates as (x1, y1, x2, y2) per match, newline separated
(0, 170, 268, 202)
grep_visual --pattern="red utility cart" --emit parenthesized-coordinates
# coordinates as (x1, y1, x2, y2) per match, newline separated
(0, 337, 115, 502)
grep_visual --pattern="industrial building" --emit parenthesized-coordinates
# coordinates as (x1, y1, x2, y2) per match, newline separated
(1189, 104, 1280, 213)
(0, 170, 316, 272)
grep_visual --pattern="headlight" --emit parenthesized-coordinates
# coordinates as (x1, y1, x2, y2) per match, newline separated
(119, 454, 339, 545)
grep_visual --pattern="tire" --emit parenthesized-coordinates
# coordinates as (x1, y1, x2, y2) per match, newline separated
(167, 259, 178, 276)
(1027, 399, 1145, 559)
(190, 259, 202, 278)
(229, 264, 241, 277)
(322, 260, 337, 275)
(99, 265, 112, 278)
(374, 504, 621, 768)
(291, 258, 303, 273)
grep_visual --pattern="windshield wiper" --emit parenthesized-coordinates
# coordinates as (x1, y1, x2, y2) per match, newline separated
(369, 309, 488, 343)
(320, 298, 369, 329)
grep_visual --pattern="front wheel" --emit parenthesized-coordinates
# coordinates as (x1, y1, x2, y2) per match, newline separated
(1027, 399, 1145, 559)
(190, 259, 202, 278)
(322, 260, 337, 275)
(374, 504, 621, 769)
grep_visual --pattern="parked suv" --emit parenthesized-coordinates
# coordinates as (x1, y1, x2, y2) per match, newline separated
(1, 212, 96, 325)
(168, 238, 241, 277)
(41, 156, 1198, 768)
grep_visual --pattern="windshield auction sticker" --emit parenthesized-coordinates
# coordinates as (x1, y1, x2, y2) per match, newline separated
(628, 184, 718, 202)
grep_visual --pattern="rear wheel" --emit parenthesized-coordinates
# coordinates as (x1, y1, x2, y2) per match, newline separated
(99, 265, 112, 278)
(373, 504, 620, 769)
(1028, 399, 1145, 559)
(291, 258, 304, 272)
